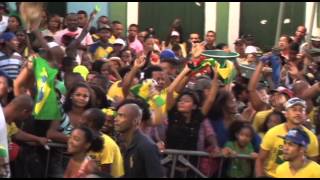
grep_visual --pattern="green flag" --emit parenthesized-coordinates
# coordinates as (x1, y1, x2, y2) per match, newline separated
(33, 57, 62, 120)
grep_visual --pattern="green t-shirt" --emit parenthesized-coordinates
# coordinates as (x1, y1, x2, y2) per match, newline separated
(224, 141, 254, 178)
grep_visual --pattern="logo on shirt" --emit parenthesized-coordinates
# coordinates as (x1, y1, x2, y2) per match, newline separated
(275, 145, 284, 164)
(130, 156, 134, 168)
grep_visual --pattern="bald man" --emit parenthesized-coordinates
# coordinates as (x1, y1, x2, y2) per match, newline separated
(4, 95, 50, 146)
(115, 103, 164, 178)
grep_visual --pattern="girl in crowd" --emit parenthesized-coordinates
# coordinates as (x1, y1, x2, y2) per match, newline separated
(47, 82, 96, 143)
(223, 123, 258, 178)
(64, 126, 104, 178)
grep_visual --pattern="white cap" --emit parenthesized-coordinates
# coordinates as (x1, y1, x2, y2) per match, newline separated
(171, 31, 180, 37)
(48, 42, 59, 48)
(311, 30, 320, 41)
(245, 46, 257, 54)
(114, 38, 126, 46)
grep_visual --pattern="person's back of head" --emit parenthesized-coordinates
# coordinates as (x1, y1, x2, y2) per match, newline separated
(64, 72, 85, 91)
(88, 74, 109, 93)
(8, 95, 34, 113)
(83, 108, 106, 131)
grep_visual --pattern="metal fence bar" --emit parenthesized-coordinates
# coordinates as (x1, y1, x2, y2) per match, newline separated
(40, 143, 255, 178)
(170, 154, 178, 178)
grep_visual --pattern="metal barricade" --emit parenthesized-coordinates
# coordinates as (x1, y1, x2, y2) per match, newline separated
(160, 149, 254, 178)
(44, 142, 68, 178)
(42, 143, 254, 178)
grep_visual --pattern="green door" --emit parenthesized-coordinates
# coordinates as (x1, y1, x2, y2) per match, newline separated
(138, 2, 204, 42)
(46, 2, 67, 17)
(240, 2, 305, 51)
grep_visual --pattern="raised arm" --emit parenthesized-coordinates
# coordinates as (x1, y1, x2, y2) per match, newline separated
(302, 82, 320, 100)
(248, 61, 268, 111)
(122, 54, 146, 98)
(14, 59, 34, 96)
(66, 10, 97, 57)
(166, 65, 192, 111)
(202, 67, 219, 115)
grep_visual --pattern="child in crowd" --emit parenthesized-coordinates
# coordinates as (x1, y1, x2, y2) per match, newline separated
(222, 123, 258, 178)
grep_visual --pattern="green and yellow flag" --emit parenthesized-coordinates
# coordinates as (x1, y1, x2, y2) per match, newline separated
(130, 79, 166, 108)
(33, 57, 62, 120)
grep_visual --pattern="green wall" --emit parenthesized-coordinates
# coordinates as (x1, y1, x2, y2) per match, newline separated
(109, 2, 127, 32)
(216, 2, 229, 44)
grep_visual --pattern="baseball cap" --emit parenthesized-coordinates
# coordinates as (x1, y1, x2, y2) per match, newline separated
(171, 31, 180, 37)
(0, 32, 16, 42)
(278, 128, 310, 148)
(98, 24, 112, 31)
(73, 65, 89, 81)
(245, 46, 258, 54)
(311, 36, 320, 42)
(285, 97, 307, 110)
(270, 86, 294, 99)
(114, 38, 126, 46)
(160, 49, 179, 60)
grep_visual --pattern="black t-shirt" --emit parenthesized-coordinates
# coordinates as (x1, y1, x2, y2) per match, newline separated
(123, 130, 164, 178)
(165, 108, 204, 151)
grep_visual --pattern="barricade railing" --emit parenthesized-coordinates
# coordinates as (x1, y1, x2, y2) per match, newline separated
(22, 142, 255, 178)
(160, 149, 254, 178)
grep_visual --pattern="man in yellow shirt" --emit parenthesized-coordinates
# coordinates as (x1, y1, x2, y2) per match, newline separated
(80, 108, 124, 178)
(89, 25, 113, 61)
(255, 97, 319, 177)
(274, 128, 320, 178)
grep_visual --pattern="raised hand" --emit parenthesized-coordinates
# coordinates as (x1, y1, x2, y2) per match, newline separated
(133, 54, 147, 69)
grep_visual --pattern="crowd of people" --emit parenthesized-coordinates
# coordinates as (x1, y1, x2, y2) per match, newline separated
(0, 2, 319, 178)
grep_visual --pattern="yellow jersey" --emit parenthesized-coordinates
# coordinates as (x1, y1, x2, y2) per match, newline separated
(274, 161, 320, 178)
(88, 133, 124, 177)
(260, 123, 319, 177)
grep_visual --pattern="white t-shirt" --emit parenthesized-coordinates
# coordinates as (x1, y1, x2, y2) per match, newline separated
(54, 27, 93, 46)
(0, 105, 10, 177)
(0, 16, 9, 34)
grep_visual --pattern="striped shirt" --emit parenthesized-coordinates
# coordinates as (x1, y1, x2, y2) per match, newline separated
(0, 51, 22, 79)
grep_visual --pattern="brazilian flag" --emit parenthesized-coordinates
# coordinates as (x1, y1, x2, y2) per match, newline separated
(33, 57, 62, 120)
(130, 79, 166, 107)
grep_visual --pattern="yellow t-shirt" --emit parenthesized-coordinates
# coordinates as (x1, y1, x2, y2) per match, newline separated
(92, 46, 113, 61)
(88, 133, 124, 178)
(109, 35, 116, 44)
(107, 81, 125, 103)
(253, 109, 273, 132)
(274, 161, 320, 178)
(7, 122, 19, 140)
(260, 123, 319, 177)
